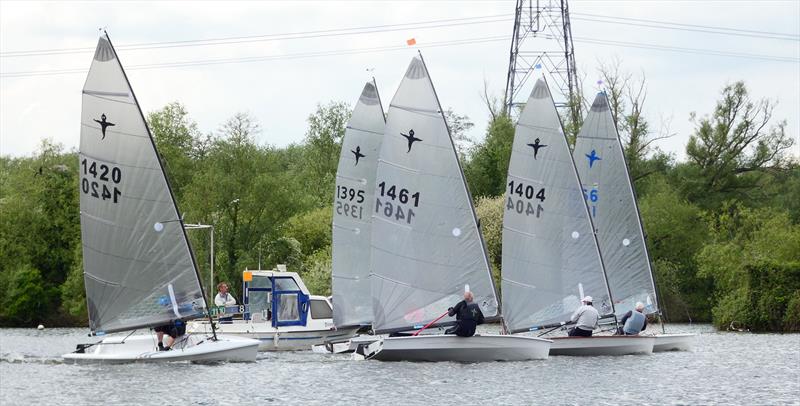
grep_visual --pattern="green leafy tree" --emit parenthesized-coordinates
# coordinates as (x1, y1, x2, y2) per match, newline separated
(474, 195, 504, 289)
(301, 101, 350, 205)
(638, 175, 710, 321)
(685, 81, 794, 207)
(0, 266, 55, 325)
(696, 204, 800, 331)
(148, 102, 202, 199)
(464, 113, 515, 198)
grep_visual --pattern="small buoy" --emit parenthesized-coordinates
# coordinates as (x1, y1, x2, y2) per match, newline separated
(37, 324, 44, 330)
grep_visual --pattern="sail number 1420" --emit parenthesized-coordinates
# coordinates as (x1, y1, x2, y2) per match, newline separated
(80, 158, 122, 204)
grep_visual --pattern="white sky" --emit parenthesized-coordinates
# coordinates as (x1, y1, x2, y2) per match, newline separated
(1, 0, 799, 161)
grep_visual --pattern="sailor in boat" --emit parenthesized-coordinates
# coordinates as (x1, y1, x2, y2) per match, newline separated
(568, 296, 600, 337)
(154, 320, 187, 351)
(444, 291, 485, 337)
(617, 302, 648, 336)
(214, 282, 237, 324)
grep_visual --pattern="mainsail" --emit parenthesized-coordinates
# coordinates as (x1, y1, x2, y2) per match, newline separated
(332, 80, 386, 328)
(573, 92, 659, 316)
(502, 79, 613, 333)
(79, 34, 206, 334)
(370, 55, 499, 333)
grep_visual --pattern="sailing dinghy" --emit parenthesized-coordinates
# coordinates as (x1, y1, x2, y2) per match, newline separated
(501, 79, 653, 356)
(572, 92, 694, 352)
(63, 33, 259, 363)
(316, 80, 388, 353)
(359, 55, 551, 362)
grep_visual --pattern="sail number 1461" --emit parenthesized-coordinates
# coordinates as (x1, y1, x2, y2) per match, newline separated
(375, 181, 420, 225)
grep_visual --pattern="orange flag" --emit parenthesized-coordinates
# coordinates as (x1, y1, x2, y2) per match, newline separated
(406, 38, 416, 46)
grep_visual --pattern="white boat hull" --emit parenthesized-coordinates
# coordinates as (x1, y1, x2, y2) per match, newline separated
(549, 335, 654, 356)
(362, 334, 552, 362)
(652, 333, 695, 352)
(62, 333, 259, 364)
(187, 320, 358, 351)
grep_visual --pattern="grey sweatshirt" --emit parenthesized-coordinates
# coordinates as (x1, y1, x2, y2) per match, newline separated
(570, 304, 599, 331)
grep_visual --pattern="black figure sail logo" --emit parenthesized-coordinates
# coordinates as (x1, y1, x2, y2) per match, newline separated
(400, 129, 422, 153)
(93, 114, 116, 140)
(352, 145, 365, 166)
(527, 138, 547, 159)
(586, 149, 602, 168)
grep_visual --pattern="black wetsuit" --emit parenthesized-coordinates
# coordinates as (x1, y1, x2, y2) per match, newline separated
(445, 300, 484, 337)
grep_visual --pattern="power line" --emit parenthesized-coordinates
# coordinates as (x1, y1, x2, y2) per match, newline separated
(0, 14, 512, 58)
(0, 36, 509, 78)
(571, 12, 800, 41)
(2, 33, 796, 79)
(2, 10, 797, 59)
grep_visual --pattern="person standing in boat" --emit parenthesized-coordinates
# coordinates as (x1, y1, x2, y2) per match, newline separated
(618, 302, 648, 335)
(445, 291, 485, 337)
(568, 296, 599, 337)
(214, 282, 237, 323)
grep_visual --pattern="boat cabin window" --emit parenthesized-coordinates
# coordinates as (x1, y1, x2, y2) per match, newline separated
(273, 277, 300, 291)
(278, 293, 300, 321)
(309, 299, 332, 319)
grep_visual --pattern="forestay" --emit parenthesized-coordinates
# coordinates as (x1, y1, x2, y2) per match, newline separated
(501, 79, 612, 333)
(79, 35, 205, 334)
(572, 92, 658, 316)
(332, 81, 386, 328)
(370, 56, 499, 333)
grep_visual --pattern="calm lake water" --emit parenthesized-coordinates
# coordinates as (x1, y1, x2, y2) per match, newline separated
(0, 324, 798, 405)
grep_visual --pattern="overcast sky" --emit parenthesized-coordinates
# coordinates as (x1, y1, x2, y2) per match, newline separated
(1, 0, 798, 161)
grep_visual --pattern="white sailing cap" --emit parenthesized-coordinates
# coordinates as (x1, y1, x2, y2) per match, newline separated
(581, 296, 593, 303)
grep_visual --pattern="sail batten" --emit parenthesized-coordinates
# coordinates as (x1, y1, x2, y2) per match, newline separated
(573, 92, 659, 317)
(370, 56, 499, 334)
(502, 79, 613, 333)
(332, 80, 386, 328)
(79, 34, 206, 334)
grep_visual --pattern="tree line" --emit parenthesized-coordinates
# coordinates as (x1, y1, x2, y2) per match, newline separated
(0, 68, 797, 332)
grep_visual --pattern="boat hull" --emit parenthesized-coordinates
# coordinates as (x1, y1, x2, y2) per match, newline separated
(62, 334, 259, 364)
(652, 333, 695, 352)
(187, 320, 359, 351)
(363, 334, 552, 362)
(549, 335, 654, 356)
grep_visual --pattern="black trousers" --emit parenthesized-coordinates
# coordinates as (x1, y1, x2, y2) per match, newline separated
(568, 327, 593, 337)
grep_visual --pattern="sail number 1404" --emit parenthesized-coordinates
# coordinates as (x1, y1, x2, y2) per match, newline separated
(80, 158, 122, 203)
(506, 180, 545, 218)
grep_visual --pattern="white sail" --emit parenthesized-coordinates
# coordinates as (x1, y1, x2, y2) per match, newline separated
(501, 79, 613, 333)
(573, 92, 659, 316)
(79, 34, 206, 334)
(332, 81, 386, 327)
(369, 55, 499, 334)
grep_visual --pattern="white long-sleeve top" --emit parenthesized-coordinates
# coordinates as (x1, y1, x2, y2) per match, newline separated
(214, 292, 237, 307)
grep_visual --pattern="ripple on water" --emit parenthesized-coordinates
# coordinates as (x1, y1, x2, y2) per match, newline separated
(1, 325, 799, 405)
